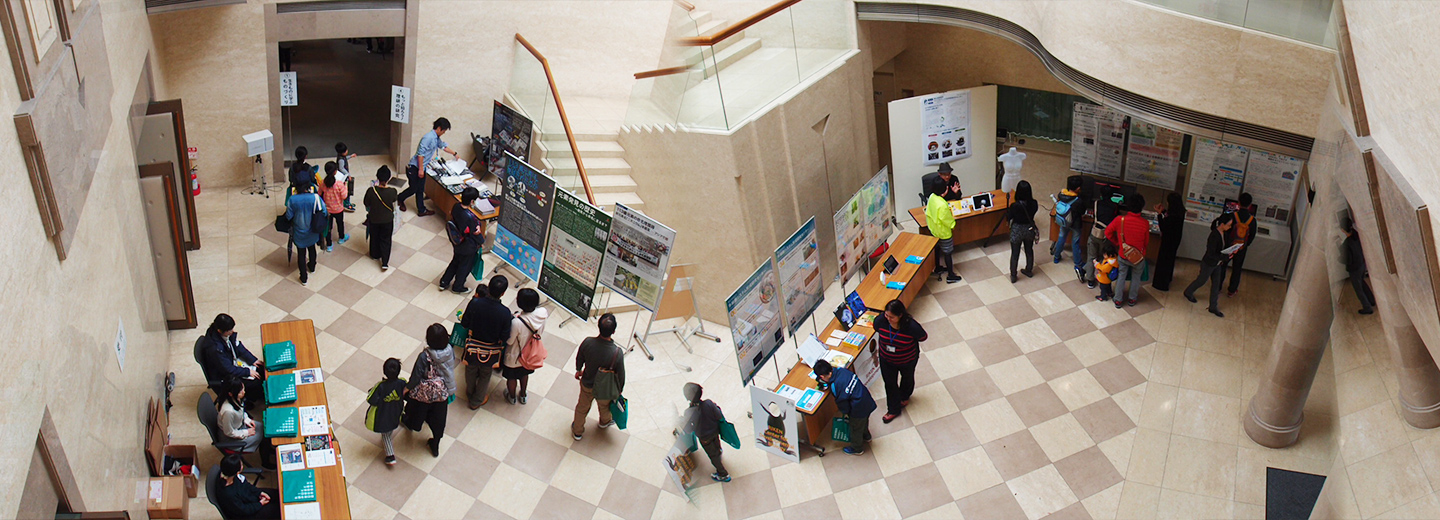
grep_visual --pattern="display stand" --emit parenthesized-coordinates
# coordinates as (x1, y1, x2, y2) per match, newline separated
(245, 155, 278, 197)
(632, 264, 719, 371)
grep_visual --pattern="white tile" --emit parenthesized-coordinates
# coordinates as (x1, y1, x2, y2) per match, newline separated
(962, 398, 1027, 443)
(935, 446, 1004, 500)
(1007, 464, 1079, 520)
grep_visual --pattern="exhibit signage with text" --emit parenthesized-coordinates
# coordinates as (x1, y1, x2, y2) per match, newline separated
(774, 218, 824, 336)
(1243, 149, 1304, 227)
(750, 386, 800, 463)
(488, 102, 534, 179)
(598, 203, 676, 311)
(1069, 103, 1127, 179)
(538, 188, 611, 319)
(727, 259, 786, 385)
(494, 152, 556, 281)
(1186, 137, 1248, 223)
(920, 91, 970, 165)
(1123, 119, 1184, 190)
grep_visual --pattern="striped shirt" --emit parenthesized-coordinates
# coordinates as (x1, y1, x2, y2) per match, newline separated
(874, 316, 927, 364)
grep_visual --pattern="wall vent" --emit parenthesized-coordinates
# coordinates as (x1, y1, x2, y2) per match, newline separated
(145, 0, 245, 15)
(276, 0, 405, 13)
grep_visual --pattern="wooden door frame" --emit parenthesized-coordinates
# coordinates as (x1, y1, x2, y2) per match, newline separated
(139, 162, 198, 330)
(146, 100, 199, 251)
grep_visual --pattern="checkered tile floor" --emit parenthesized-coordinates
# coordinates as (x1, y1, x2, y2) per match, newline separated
(172, 163, 1320, 519)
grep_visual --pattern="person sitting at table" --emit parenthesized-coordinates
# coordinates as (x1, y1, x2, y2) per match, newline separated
(216, 378, 275, 465)
(921, 162, 964, 201)
(215, 454, 280, 520)
(200, 314, 265, 405)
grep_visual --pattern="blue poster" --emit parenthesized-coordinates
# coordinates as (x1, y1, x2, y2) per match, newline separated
(774, 218, 823, 336)
(726, 260, 786, 385)
(495, 152, 555, 281)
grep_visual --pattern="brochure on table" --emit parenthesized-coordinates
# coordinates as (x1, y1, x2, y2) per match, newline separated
(774, 218, 824, 336)
(1185, 137, 1248, 223)
(538, 187, 612, 320)
(487, 101, 534, 179)
(1070, 103, 1127, 179)
(920, 90, 971, 165)
(727, 259, 786, 385)
(1242, 149, 1304, 227)
(750, 386, 800, 463)
(1123, 118, 1184, 190)
(494, 152, 556, 281)
(598, 203, 676, 312)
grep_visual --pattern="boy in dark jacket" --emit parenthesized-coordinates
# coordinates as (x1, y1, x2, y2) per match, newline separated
(1053, 175, 1086, 278)
(814, 360, 876, 455)
(366, 358, 407, 466)
(684, 382, 731, 482)
(216, 454, 280, 520)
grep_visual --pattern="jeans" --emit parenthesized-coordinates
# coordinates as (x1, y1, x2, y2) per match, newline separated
(572, 384, 613, 436)
(1113, 258, 1144, 303)
(848, 414, 870, 450)
(399, 169, 427, 211)
(1185, 262, 1227, 312)
(368, 221, 393, 266)
(1350, 271, 1375, 312)
(296, 245, 317, 283)
(1010, 239, 1034, 276)
(880, 358, 917, 415)
(1053, 225, 1083, 269)
(699, 433, 728, 477)
(465, 362, 495, 407)
(440, 247, 477, 291)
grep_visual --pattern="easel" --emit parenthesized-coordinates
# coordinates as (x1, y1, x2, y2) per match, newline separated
(631, 264, 719, 371)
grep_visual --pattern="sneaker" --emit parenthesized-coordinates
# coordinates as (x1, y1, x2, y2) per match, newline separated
(1022, 269, 1034, 278)
(1359, 308, 1375, 315)
(1227, 290, 1237, 298)
(381, 265, 390, 271)
(1184, 293, 1198, 303)
(384, 455, 397, 466)
(1010, 273, 1018, 284)
(1096, 295, 1107, 302)
(1209, 308, 1225, 318)
(518, 393, 527, 405)
(326, 245, 333, 252)
(339, 234, 350, 244)
(1087, 280, 1097, 289)
(438, 284, 447, 291)
(882, 413, 900, 424)
(1127, 299, 1138, 307)
(946, 275, 962, 284)
(599, 420, 614, 429)
(506, 391, 517, 405)
(451, 286, 469, 294)
(301, 279, 308, 287)
(573, 433, 583, 441)
(843, 447, 864, 456)
(900, 400, 910, 407)
(1114, 300, 1124, 309)
(711, 473, 731, 483)
(1075, 268, 1085, 281)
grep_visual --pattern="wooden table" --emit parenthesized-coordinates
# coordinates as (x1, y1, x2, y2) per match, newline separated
(774, 232, 937, 452)
(263, 319, 351, 520)
(425, 175, 500, 221)
(908, 189, 1012, 245)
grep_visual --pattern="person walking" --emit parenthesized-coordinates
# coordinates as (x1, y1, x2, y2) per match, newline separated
(460, 276, 511, 409)
(572, 314, 625, 441)
(438, 187, 486, 293)
(398, 117, 459, 216)
(1342, 217, 1376, 315)
(683, 383, 731, 482)
(1184, 213, 1235, 317)
(813, 359, 875, 455)
(319, 162, 349, 253)
(1007, 180, 1039, 283)
(503, 288, 548, 404)
(874, 299, 926, 424)
(365, 357, 407, 466)
(1151, 193, 1187, 291)
(284, 179, 325, 286)
(363, 166, 399, 270)
(1225, 193, 1258, 297)
(924, 180, 962, 283)
(1052, 176, 1086, 279)
(334, 142, 357, 212)
(403, 324, 456, 457)
(1104, 193, 1149, 307)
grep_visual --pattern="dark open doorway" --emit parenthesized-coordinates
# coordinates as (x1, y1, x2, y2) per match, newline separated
(280, 38, 397, 160)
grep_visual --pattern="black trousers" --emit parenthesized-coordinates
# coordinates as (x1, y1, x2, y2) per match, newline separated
(1351, 271, 1376, 312)
(369, 221, 393, 266)
(1152, 243, 1180, 291)
(233, 487, 282, 519)
(1226, 248, 1248, 293)
(1010, 239, 1034, 276)
(402, 398, 447, 439)
(323, 213, 345, 247)
(399, 170, 427, 210)
(296, 245, 317, 283)
(1185, 262, 1227, 312)
(440, 247, 477, 291)
(699, 433, 728, 477)
(880, 358, 917, 415)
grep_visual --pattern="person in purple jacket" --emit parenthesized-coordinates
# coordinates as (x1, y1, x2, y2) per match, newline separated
(814, 359, 876, 455)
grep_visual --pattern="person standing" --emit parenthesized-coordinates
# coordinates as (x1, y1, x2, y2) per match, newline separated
(1086, 192, 1125, 288)
(439, 187, 486, 293)
(813, 359, 875, 455)
(335, 142, 358, 212)
(319, 162, 349, 253)
(1093, 242, 1119, 302)
(572, 314, 625, 441)
(924, 181, 962, 283)
(503, 288, 547, 404)
(403, 324, 456, 457)
(285, 179, 325, 286)
(363, 166, 399, 270)
(1151, 193, 1187, 291)
(215, 454, 280, 520)
(1052, 176, 1086, 279)
(365, 357, 407, 466)
(287, 146, 313, 194)
(398, 117, 459, 216)
(1104, 194, 1149, 307)
(1342, 217, 1376, 315)
(874, 299, 927, 424)
(1007, 180, 1039, 283)
(1225, 193, 1258, 297)
(683, 383, 730, 482)
(1184, 213, 1235, 317)
(460, 276, 511, 409)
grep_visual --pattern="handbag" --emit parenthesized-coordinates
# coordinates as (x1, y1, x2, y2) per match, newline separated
(592, 346, 623, 401)
(1119, 216, 1146, 264)
(410, 351, 448, 403)
(464, 337, 504, 367)
(608, 396, 629, 430)
(831, 415, 851, 443)
(1009, 202, 1037, 244)
(274, 214, 291, 233)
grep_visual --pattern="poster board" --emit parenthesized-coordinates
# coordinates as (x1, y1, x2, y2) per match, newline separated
(889, 86, 998, 214)
(538, 188, 611, 320)
(487, 101, 534, 179)
(834, 191, 867, 285)
(655, 264, 698, 321)
(851, 339, 880, 387)
(662, 441, 699, 500)
(863, 167, 894, 253)
(1185, 137, 1248, 223)
(775, 218, 824, 336)
(1242, 149, 1304, 227)
(920, 90, 971, 165)
(727, 260, 786, 385)
(1069, 103, 1126, 179)
(1123, 119, 1184, 190)
(494, 152, 555, 281)
(750, 386, 800, 463)
(599, 203, 676, 311)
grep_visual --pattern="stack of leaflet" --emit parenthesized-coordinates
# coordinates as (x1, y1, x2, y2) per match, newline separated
(264, 407, 299, 437)
(265, 372, 297, 405)
(264, 341, 297, 370)
(281, 468, 317, 503)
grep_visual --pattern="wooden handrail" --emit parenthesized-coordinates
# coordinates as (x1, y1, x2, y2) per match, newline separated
(634, 65, 692, 80)
(676, 0, 802, 46)
(674, 0, 695, 11)
(514, 33, 595, 205)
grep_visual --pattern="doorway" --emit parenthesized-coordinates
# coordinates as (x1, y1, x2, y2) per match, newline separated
(280, 38, 398, 161)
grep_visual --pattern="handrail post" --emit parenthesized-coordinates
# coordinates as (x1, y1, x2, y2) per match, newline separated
(515, 33, 596, 205)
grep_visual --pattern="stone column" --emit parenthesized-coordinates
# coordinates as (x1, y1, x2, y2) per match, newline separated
(1244, 192, 1336, 448)
(1371, 271, 1440, 428)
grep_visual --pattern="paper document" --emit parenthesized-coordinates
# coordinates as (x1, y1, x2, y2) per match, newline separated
(305, 448, 337, 468)
(283, 503, 322, 520)
(277, 443, 306, 472)
(295, 368, 323, 385)
(473, 198, 496, 213)
(1221, 244, 1244, 255)
(828, 330, 847, 340)
(298, 405, 329, 436)
(796, 389, 823, 411)
(797, 334, 828, 367)
(824, 337, 841, 347)
(775, 384, 804, 401)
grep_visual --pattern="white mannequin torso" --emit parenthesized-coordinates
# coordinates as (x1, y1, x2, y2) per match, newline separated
(999, 147, 1027, 193)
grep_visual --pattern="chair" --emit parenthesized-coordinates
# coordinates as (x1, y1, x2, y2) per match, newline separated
(197, 393, 252, 456)
(205, 464, 264, 520)
(193, 336, 223, 390)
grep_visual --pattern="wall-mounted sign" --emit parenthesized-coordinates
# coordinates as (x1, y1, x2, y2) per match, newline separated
(390, 85, 411, 124)
(279, 72, 297, 107)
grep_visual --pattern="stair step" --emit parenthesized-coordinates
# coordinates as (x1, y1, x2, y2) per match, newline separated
(540, 140, 626, 159)
(586, 174, 638, 190)
(540, 131, 618, 142)
(695, 18, 726, 36)
(543, 157, 631, 176)
(688, 10, 713, 27)
(704, 37, 761, 76)
(595, 192, 645, 210)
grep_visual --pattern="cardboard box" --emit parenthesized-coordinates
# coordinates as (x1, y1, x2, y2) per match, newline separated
(146, 476, 188, 519)
(145, 398, 169, 477)
(164, 445, 199, 498)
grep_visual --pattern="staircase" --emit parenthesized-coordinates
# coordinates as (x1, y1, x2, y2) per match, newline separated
(675, 10, 762, 78)
(537, 130, 643, 213)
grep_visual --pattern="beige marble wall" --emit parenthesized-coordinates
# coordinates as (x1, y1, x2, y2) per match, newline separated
(884, 21, 1079, 97)
(0, 0, 171, 516)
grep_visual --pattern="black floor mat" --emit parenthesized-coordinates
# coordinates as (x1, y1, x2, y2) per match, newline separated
(1266, 467, 1327, 520)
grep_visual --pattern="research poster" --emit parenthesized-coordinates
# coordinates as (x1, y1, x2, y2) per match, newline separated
(494, 152, 555, 281)
(487, 102, 534, 179)
(538, 188, 611, 320)
(774, 218, 824, 336)
(862, 168, 894, 254)
(1186, 138, 1249, 223)
(1069, 103, 1127, 179)
(1123, 119, 1184, 190)
(750, 386, 800, 463)
(920, 90, 970, 165)
(834, 190, 868, 285)
(1243, 149, 1304, 227)
(727, 260, 786, 385)
(599, 204, 676, 311)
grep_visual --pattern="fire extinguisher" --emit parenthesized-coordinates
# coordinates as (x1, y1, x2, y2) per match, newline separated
(190, 167, 200, 196)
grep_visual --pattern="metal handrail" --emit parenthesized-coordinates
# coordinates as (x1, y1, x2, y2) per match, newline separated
(514, 33, 595, 204)
(675, 0, 801, 46)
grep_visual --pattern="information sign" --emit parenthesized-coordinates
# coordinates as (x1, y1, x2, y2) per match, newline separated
(389, 85, 411, 124)
(1124, 119, 1184, 190)
(494, 152, 555, 281)
(487, 102, 534, 179)
(920, 90, 970, 165)
(1243, 149, 1304, 227)
(774, 218, 823, 336)
(599, 204, 676, 311)
(279, 72, 297, 107)
(1186, 137, 1248, 223)
(863, 167, 893, 254)
(539, 188, 611, 319)
(727, 260, 786, 385)
(750, 386, 800, 463)
(1070, 103, 1126, 179)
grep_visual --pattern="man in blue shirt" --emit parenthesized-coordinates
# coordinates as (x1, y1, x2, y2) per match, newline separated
(399, 117, 460, 216)
(814, 360, 876, 455)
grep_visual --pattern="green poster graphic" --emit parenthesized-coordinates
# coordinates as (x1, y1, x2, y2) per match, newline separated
(538, 189, 612, 319)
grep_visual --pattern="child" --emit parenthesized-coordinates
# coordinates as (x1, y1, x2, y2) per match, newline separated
(320, 162, 349, 252)
(1094, 242, 1119, 302)
(365, 358, 407, 466)
(335, 142, 358, 212)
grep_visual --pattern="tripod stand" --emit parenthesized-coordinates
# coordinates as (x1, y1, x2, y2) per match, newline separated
(246, 154, 279, 197)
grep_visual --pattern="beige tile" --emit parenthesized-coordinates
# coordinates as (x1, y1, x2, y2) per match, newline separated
(1077, 300, 1130, 329)
(342, 257, 394, 287)
(1030, 414, 1096, 462)
(908, 294, 947, 324)
(927, 343, 983, 379)
(1112, 382, 1146, 424)
(1097, 429, 1135, 479)
(359, 326, 421, 364)
(1007, 464, 1079, 520)
(1066, 331, 1121, 367)
(1348, 444, 1435, 518)
(905, 381, 960, 425)
(1336, 364, 1390, 416)
(456, 407, 520, 461)
(615, 438, 669, 487)
(1137, 382, 1179, 432)
(1007, 318, 1062, 353)
(1125, 427, 1171, 486)
(834, 479, 902, 520)
(1024, 286, 1076, 316)
(1123, 344, 1155, 379)
(969, 276, 1022, 305)
(908, 502, 963, 520)
(346, 487, 398, 520)
(1154, 488, 1234, 520)
(1049, 370, 1110, 411)
(1339, 400, 1412, 464)
(872, 428, 933, 477)
(478, 463, 549, 519)
(351, 289, 408, 324)
(935, 446, 1004, 500)
(962, 398, 1027, 443)
(409, 285, 466, 318)
(1115, 481, 1161, 519)
(551, 450, 615, 505)
(398, 251, 449, 281)
(1162, 435, 1236, 500)
(292, 293, 349, 330)
(772, 453, 832, 508)
(1413, 434, 1440, 491)
(1376, 492, 1440, 520)
(1171, 388, 1241, 445)
(322, 378, 366, 423)
(1081, 482, 1123, 520)
(952, 307, 1003, 340)
(528, 397, 584, 448)
(1148, 343, 1186, 386)
(986, 356, 1046, 395)
(1178, 348, 1244, 398)
(399, 476, 475, 520)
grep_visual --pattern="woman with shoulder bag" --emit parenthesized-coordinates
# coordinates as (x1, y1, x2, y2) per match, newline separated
(363, 166, 400, 271)
(1104, 194, 1150, 308)
(1007, 180, 1039, 283)
(403, 324, 456, 457)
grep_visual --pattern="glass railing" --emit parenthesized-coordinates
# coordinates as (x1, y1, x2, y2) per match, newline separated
(1134, 0, 1338, 48)
(625, 0, 852, 132)
(506, 35, 593, 202)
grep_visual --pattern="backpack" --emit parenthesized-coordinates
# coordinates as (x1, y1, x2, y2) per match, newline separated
(409, 350, 448, 403)
(1232, 213, 1254, 246)
(1054, 197, 1074, 227)
(592, 345, 622, 401)
(517, 314, 548, 370)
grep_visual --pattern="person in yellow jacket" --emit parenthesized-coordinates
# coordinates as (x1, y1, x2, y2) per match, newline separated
(925, 181, 962, 283)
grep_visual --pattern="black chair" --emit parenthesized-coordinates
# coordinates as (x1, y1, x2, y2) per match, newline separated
(197, 393, 253, 456)
(205, 465, 264, 520)
(194, 336, 223, 391)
